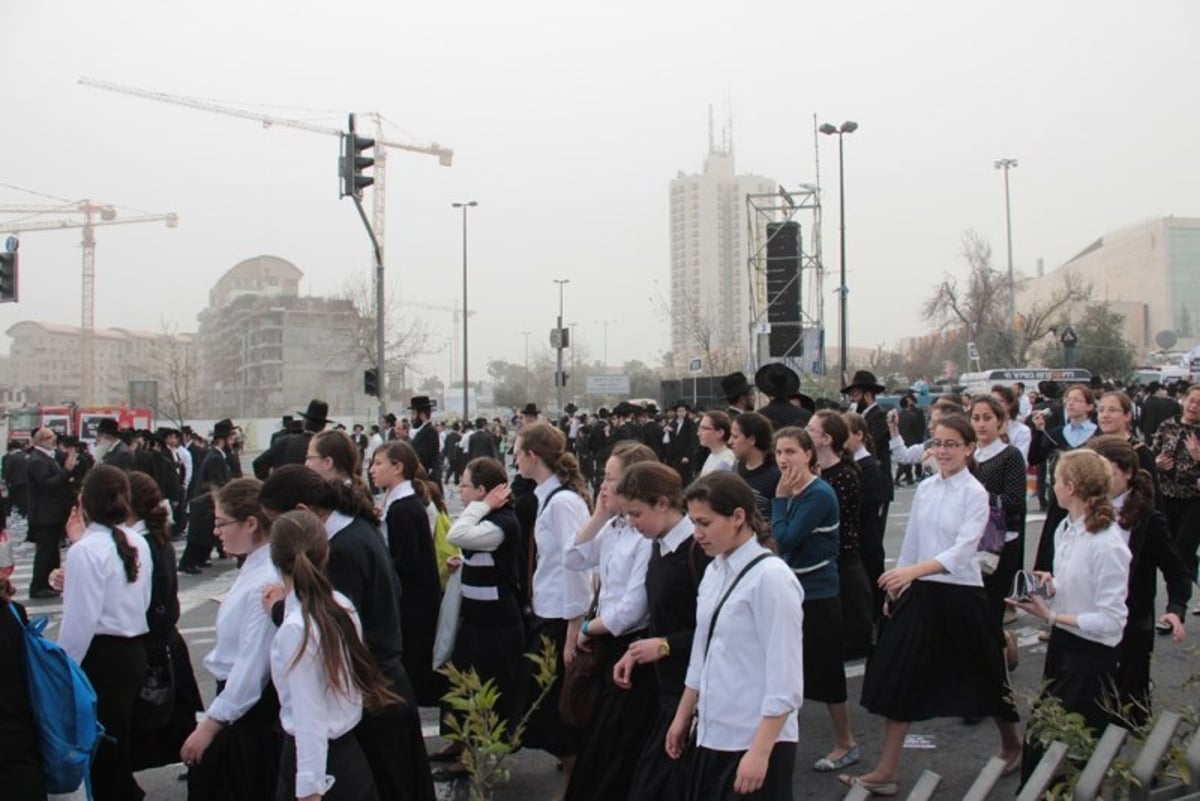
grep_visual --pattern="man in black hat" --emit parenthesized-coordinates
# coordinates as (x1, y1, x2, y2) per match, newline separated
(270, 415, 295, 447)
(253, 399, 329, 479)
(608, 401, 640, 445)
(520, 403, 540, 426)
(843, 369, 895, 525)
(179, 418, 237, 574)
(754, 363, 813, 430)
(720, 371, 755, 416)
(1140, 380, 1180, 441)
(666, 400, 698, 482)
(408, 396, 441, 487)
(26, 427, 79, 598)
(465, 417, 498, 460)
(95, 417, 135, 470)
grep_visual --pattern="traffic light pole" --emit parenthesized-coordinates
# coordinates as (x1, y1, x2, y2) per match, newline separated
(350, 196, 387, 422)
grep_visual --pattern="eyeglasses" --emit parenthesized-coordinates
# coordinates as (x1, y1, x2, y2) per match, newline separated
(928, 440, 965, 450)
(213, 518, 238, 529)
(698, 424, 715, 431)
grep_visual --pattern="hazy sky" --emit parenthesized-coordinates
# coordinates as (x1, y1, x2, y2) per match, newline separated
(3, 1, 1197, 388)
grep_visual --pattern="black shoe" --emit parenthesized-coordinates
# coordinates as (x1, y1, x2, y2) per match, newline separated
(179, 564, 202, 575)
(29, 588, 61, 599)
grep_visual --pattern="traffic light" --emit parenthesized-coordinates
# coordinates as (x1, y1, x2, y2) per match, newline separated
(340, 114, 375, 199)
(555, 370, 569, 387)
(0, 249, 17, 303)
(363, 368, 378, 397)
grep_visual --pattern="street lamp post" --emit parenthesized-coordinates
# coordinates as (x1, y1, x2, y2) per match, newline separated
(521, 330, 531, 374)
(594, 318, 613, 367)
(819, 120, 858, 390)
(994, 158, 1018, 334)
(569, 322, 578, 406)
(553, 279, 570, 414)
(452, 201, 478, 420)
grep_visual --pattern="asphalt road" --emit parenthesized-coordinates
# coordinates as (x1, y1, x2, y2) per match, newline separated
(9, 481, 1197, 801)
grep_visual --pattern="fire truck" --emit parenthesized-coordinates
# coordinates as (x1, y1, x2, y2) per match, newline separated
(5, 404, 154, 445)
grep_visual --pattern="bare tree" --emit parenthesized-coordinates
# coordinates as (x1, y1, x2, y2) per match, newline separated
(123, 319, 195, 427)
(923, 230, 1092, 368)
(655, 285, 744, 377)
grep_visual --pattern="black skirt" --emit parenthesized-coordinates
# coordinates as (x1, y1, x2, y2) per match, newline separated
(564, 632, 660, 801)
(82, 634, 149, 801)
(803, 596, 847, 704)
(685, 741, 796, 801)
(448, 618, 526, 726)
(276, 731, 378, 801)
(838, 551, 875, 661)
(861, 581, 1017, 723)
(355, 698, 436, 801)
(519, 617, 581, 757)
(1116, 626, 1154, 727)
(187, 682, 282, 801)
(1041, 627, 1120, 733)
(628, 694, 690, 801)
(131, 628, 204, 771)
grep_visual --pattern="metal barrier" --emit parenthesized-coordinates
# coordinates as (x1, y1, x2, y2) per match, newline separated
(1016, 741, 1070, 801)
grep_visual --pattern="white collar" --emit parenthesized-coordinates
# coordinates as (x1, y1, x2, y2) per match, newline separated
(1113, 491, 1129, 512)
(533, 474, 563, 505)
(324, 510, 355, 540)
(127, 519, 149, 536)
(242, 543, 273, 570)
(35, 445, 56, 458)
(384, 481, 415, 509)
(658, 514, 695, 555)
(974, 438, 1006, 462)
(852, 445, 870, 461)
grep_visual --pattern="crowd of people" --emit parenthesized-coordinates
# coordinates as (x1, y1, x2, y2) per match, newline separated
(0, 365, 1195, 800)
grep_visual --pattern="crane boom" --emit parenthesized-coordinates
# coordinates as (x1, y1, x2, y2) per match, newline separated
(0, 213, 178, 233)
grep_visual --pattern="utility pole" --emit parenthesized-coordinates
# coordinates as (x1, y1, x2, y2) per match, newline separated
(819, 120, 858, 390)
(522, 331, 531, 374)
(569, 322, 579, 406)
(553, 279, 570, 414)
(452, 201, 478, 420)
(994, 158, 1019, 334)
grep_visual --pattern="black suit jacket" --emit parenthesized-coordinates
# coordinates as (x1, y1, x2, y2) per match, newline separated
(759, 399, 812, 432)
(195, 447, 232, 496)
(252, 432, 311, 479)
(667, 417, 698, 467)
(25, 448, 75, 526)
(103, 441, 136, 471)
(863, 404, 894, 503)
(411, 423, 441, 481)
(1126, 509, 1191, 631)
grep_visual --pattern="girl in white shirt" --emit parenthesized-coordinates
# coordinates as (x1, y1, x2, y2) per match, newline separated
(563, 441, 657, 801)
(181, 477, 283, 800)
(848, 417, 1022, 797)
(512, 421, 593, 791)
(667, 471, 805, 801)
(269, 509, 399, 801)
(699, 411, 737, 476)
(1007, 448, 1131, 787)
(58, 465, 153, 801)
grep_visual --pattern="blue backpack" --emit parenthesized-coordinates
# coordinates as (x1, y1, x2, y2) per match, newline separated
(8, 603, 104, 796)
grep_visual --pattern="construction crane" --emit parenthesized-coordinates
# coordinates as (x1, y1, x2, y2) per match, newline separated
(0, 201, 178, 405)
(78, 76, 453, 278)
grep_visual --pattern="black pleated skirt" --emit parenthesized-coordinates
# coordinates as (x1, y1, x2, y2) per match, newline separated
(82, 634, 148, 801)
(685, 741, 796, 801)
(1041, 627, 1120, 732)
(187, 682, 282, 801)
(628, 694, 690, 801)
(276, 732, 378, 801)
(519, 617, 581, 757)
(861, 581, 1017, 722)
(564, 633, 660, 801)
(356, 698, 436, 801)
(838, 551, 875, 661)
(449, 617, 525, 726)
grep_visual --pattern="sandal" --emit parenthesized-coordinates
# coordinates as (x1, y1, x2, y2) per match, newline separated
(838, 774, 898, 797)
(814, 744, 862, 772)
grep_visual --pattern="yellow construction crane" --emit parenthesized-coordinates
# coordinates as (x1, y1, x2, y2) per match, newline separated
(0, 201, 178, 405)
(78, 76, 453, 272)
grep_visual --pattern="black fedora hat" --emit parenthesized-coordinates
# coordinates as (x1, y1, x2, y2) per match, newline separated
(720, 371, 754, 401)
(789, 392, 816, 413)
(841, 370, 885, 395)
(754, 362, 801, 399)
(612, 401, 636, 417)
(297, 399, 330, 426)
(96, 417, 121, 438)
(521, 403, 540, 416)
(408, 395, 435, 411)
(564, 402, 578, 414)
(211, 419, 234, 439)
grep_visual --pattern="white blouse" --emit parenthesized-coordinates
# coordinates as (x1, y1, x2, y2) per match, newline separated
(203, 544, 281, 724)
(271, 591, 364, 799)
(58, 522, 153, 663)
(700, 448, 737, 477)
(685, 538, 805, 750)
(1006, 420, 1032, 462)
(565, 516, 651, 636)
(1048, 516, 1131, 647)
(897, 468, 988, 587)
(531, 476, 592, 621)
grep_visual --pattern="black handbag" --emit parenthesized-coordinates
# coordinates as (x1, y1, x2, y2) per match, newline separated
(133, 635, 176, 731)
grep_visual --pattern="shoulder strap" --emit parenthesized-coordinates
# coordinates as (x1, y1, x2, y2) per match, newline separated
(537, 484, 572, 519)
(703, 552, 773, 658)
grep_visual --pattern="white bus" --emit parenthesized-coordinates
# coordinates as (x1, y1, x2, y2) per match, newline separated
(958, 368, 1092, 397)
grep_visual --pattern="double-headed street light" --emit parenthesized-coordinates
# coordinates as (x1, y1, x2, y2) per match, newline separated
(553, 279, 570, 414)
(819, 120, 858, 390)
(452, 201, 478, 419)
(994, 158, 1018, 333)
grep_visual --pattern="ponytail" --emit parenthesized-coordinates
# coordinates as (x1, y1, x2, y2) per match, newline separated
(1083, 494, 1116, 533)
(272, 510, 401, 713)
(111, 527, 140, 583)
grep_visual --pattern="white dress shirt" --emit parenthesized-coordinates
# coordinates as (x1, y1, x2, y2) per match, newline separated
(58, 522, 153, 663)
(658, 514, 695, 556)
(173, 444, 194, 492)
(565, 516, 652, 636)
(203, 544, 281, 723)
(447, 500, 504, 551)
(700, 448, 737, 477)
(685, 537, 805, 750)
(889, 436, 929, 466)
(1006, 420, 1032, 462)
(272, 591, 364, 799)
(898, 468, 988, 587)
(531, 476, 592, 620)
(1048, 515, 1131, 647)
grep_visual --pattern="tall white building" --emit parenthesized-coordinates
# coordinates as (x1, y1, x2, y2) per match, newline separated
(669, 141, 776, 372)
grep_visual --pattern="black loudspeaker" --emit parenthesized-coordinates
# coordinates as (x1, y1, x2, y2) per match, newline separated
(765, 221, 802, 357)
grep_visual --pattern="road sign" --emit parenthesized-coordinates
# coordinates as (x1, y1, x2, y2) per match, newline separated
(4, 236, 18, 253)
(586, 375, 630, 395)
(688, 358, 703, 374)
